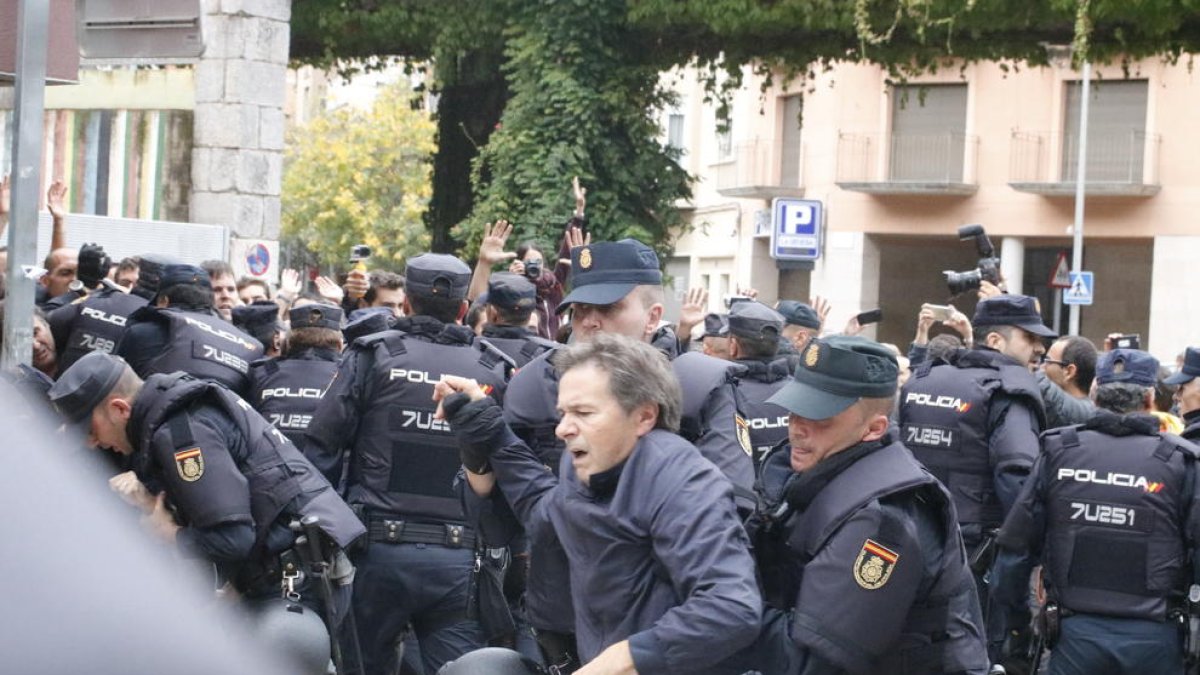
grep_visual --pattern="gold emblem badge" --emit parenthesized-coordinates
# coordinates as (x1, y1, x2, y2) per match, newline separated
(174, 447, 205, 482)
(854, 539, 899, 590)
(804, 343, 820, 368)
(579, 247, 593, 270)
(735, 415, 752, 456)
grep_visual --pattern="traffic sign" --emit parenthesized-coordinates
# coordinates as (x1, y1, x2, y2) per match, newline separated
(1063, 271, 1094, 306)
(770, 198, 823, 261)
(1048, 252, 1071, 289)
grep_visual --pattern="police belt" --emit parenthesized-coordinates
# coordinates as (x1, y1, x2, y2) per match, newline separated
(367, 517, 476, 549)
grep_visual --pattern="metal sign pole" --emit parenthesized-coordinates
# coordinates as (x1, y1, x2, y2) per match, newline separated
(1068, 60, 1091, 336)
(3, 0, 50, 370)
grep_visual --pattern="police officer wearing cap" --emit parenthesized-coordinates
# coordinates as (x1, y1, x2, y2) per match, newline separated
(46, 351, 365, 662)
(46, 250, 154, 373)
(479, 272, 558, 368)
(747, 335, 989, 674)
(700, 312, 731, 359)
(1168, 347, 1200, 442)
(247, 304, 344, 458)
(305, 253, 512, 675)
(897, 295, 1051, 640)
(726, 301, 793, 466)
(116, 262, 264, 397)
(498, 238, 754, 672)
(342, 306, 395, 345)
(232, 301, 286, 358)
(993, 349, 1200, 674)
(776, 299, 823, 353)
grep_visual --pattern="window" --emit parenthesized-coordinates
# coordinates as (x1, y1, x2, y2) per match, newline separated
(1061, 80, 1148, 182)
(889, 84, 968, 181)
(667, 113, 685, 154)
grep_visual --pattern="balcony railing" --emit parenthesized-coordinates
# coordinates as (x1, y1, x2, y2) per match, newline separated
(1008, 130, 1161, 196)
(714, 138, 805, 199)
(835, 131, 979, 195)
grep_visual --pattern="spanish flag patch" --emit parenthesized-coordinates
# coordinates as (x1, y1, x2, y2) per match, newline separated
(853, 538, 898, 590)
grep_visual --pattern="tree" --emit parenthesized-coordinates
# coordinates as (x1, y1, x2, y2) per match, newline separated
(280, 83, 435, 270)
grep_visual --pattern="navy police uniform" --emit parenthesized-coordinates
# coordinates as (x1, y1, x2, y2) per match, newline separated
(247, 305, 344, 459)
(994, 350, 1200, 675)
(726, 301, 793, 465)
(1167, 347, 1200, 441)
(748, 336, 989, 674)
(479, 273, 558, 368)
(305, 254, 512, 675)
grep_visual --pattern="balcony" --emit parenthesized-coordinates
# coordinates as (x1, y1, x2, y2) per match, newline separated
(714, 138, 806, 199)
(1008, 130, 1161, 197)
(835, 131, 978, 195)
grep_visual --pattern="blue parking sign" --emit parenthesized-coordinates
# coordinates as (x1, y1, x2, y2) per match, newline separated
(771, 198, 823, 261)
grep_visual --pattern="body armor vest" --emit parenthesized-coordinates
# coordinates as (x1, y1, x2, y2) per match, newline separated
(480, 325, 558, 368)
(1040, 418, 1196, 620)
(346, 320, 510, 523)
(57, 288, 148, 372)
(899, 351, 1045, 533)
(131, 307, 264, 393)
(247, 348, 339, 456)
(133, 374, 365, 554)
(735, 357, 792, 466)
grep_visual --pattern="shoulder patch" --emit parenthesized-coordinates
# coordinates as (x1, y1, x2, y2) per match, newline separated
(736, 414, 752, 456)
(174, 447, 205, 482)
(853, 538, 898, 590)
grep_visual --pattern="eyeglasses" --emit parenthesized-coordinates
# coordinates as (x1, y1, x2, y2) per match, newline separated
(1041, 357, 1069, 367)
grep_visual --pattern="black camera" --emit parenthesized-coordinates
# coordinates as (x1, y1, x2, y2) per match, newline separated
(524, 259, 542, 280)
(944, 224, 1001, 296)
(349, 245, 372, 264)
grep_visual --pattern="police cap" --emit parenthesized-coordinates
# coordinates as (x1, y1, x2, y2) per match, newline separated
(290, 304, 343, 331)
(232, 301, 282, 335)
(343, 307, 394, 343)
(159, 263, 212, 292)
(973, 295, 1056, 338)
(728, 301, 785, 341)
(775, 300, 821, 330)
(703, 313, 729, 338)
(1165, 346, 1200, 385)
(486, 272, 536, 312)
(557, 239, 662, 312)
(767, 335, 898, 420)
(47, 351, 127, 423)
(1096, 348, 1159, 388)
(405, 253, 471, 300)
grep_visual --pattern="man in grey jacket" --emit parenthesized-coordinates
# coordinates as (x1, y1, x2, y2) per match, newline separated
(1037, 335, 1097, 428)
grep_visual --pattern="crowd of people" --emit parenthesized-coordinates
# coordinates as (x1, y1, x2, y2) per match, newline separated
(5, 175, 1200, 675)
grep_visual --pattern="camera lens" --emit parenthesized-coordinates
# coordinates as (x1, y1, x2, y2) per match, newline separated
(944, 269, 982, 296)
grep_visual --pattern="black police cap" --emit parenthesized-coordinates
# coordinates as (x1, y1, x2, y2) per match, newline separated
(486, 272, 536, 312)
(767, 335, 898, 420)
(557, 239, 662, 312)
(775, 300, 821, 330)
(703, 313, 729, 338)
(132, 254, 183, 298)
(231, 301, 282, 335)
(728, 301, 785, 341)
(1166, 346, 1200, 385)
(973, 295, 1056, 338)
(47, 351, 127, 423)
(158, 263, 212, 292)
(405, 253, 471, 300)
(343, 307, 395, 343)
(290, 304, 344, 331)
(1096, 349, 1159, 388)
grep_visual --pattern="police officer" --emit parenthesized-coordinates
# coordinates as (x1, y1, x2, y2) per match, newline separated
(46, 351, 364, 667)
(993, 349, 1199, 674)
(247, 305, 344, 458)
(726, 301, 793, 466)
(699, 311, 731, 359)
(499, 239, 753, 671)
(342, 306, 395, 345)
(478, 272, 558, 368)
(117, 263, 264, 397)
(232, 301, 286, 357)
(46, 246, 149, 372)
(305, 253, 512, 675)
(897, 295, 1052, 627)
(776, 299, 823, 353)
(749, 335, 989, 674)
(1167, 346, 1200, 441)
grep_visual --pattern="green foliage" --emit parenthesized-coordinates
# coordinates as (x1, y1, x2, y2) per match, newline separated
(280, 84, 436, 270)
(459, 0, 691, 260)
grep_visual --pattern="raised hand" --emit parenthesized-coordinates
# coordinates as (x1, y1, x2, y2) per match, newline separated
(480, 220, 516, 266)
(47, 180, 67, 220)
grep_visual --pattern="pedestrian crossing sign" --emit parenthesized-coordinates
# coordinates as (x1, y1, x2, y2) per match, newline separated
(1063, 271, 1094, 306)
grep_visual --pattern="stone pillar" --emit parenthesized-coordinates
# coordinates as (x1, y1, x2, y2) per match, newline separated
(190, 0, 291, 239)
(1000, 236, 1025, 296)
(1149, 235, 1200, 363)
(809, 231, 880, 339)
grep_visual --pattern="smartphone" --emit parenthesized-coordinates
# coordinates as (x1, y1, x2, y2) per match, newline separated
(855, 308, 883, 326)
(725, 295, 752, 309)
(921, 303, 955, 322)
(1114, 334, 1141, 350)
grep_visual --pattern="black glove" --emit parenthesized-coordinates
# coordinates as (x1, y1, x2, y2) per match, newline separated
(77, 242, 112, 289)
(445, 395, 506, 474)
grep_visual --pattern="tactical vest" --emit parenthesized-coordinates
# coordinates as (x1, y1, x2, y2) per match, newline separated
(134, 374, 364, 556)
(504, 350, 566, 471)
(132, 307, 264, 393)
(480, 325, 558, 368)
(673, 351, 755, 496)
(57, 289, 148, 372)
(345, 325, 510, 523)
(736, 357, 792, 466)
(1040, 423, 1196, 620)
(247, 349, 339, 455)
(779, 440, 986, 674)
(899, 352, 1044, 533)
